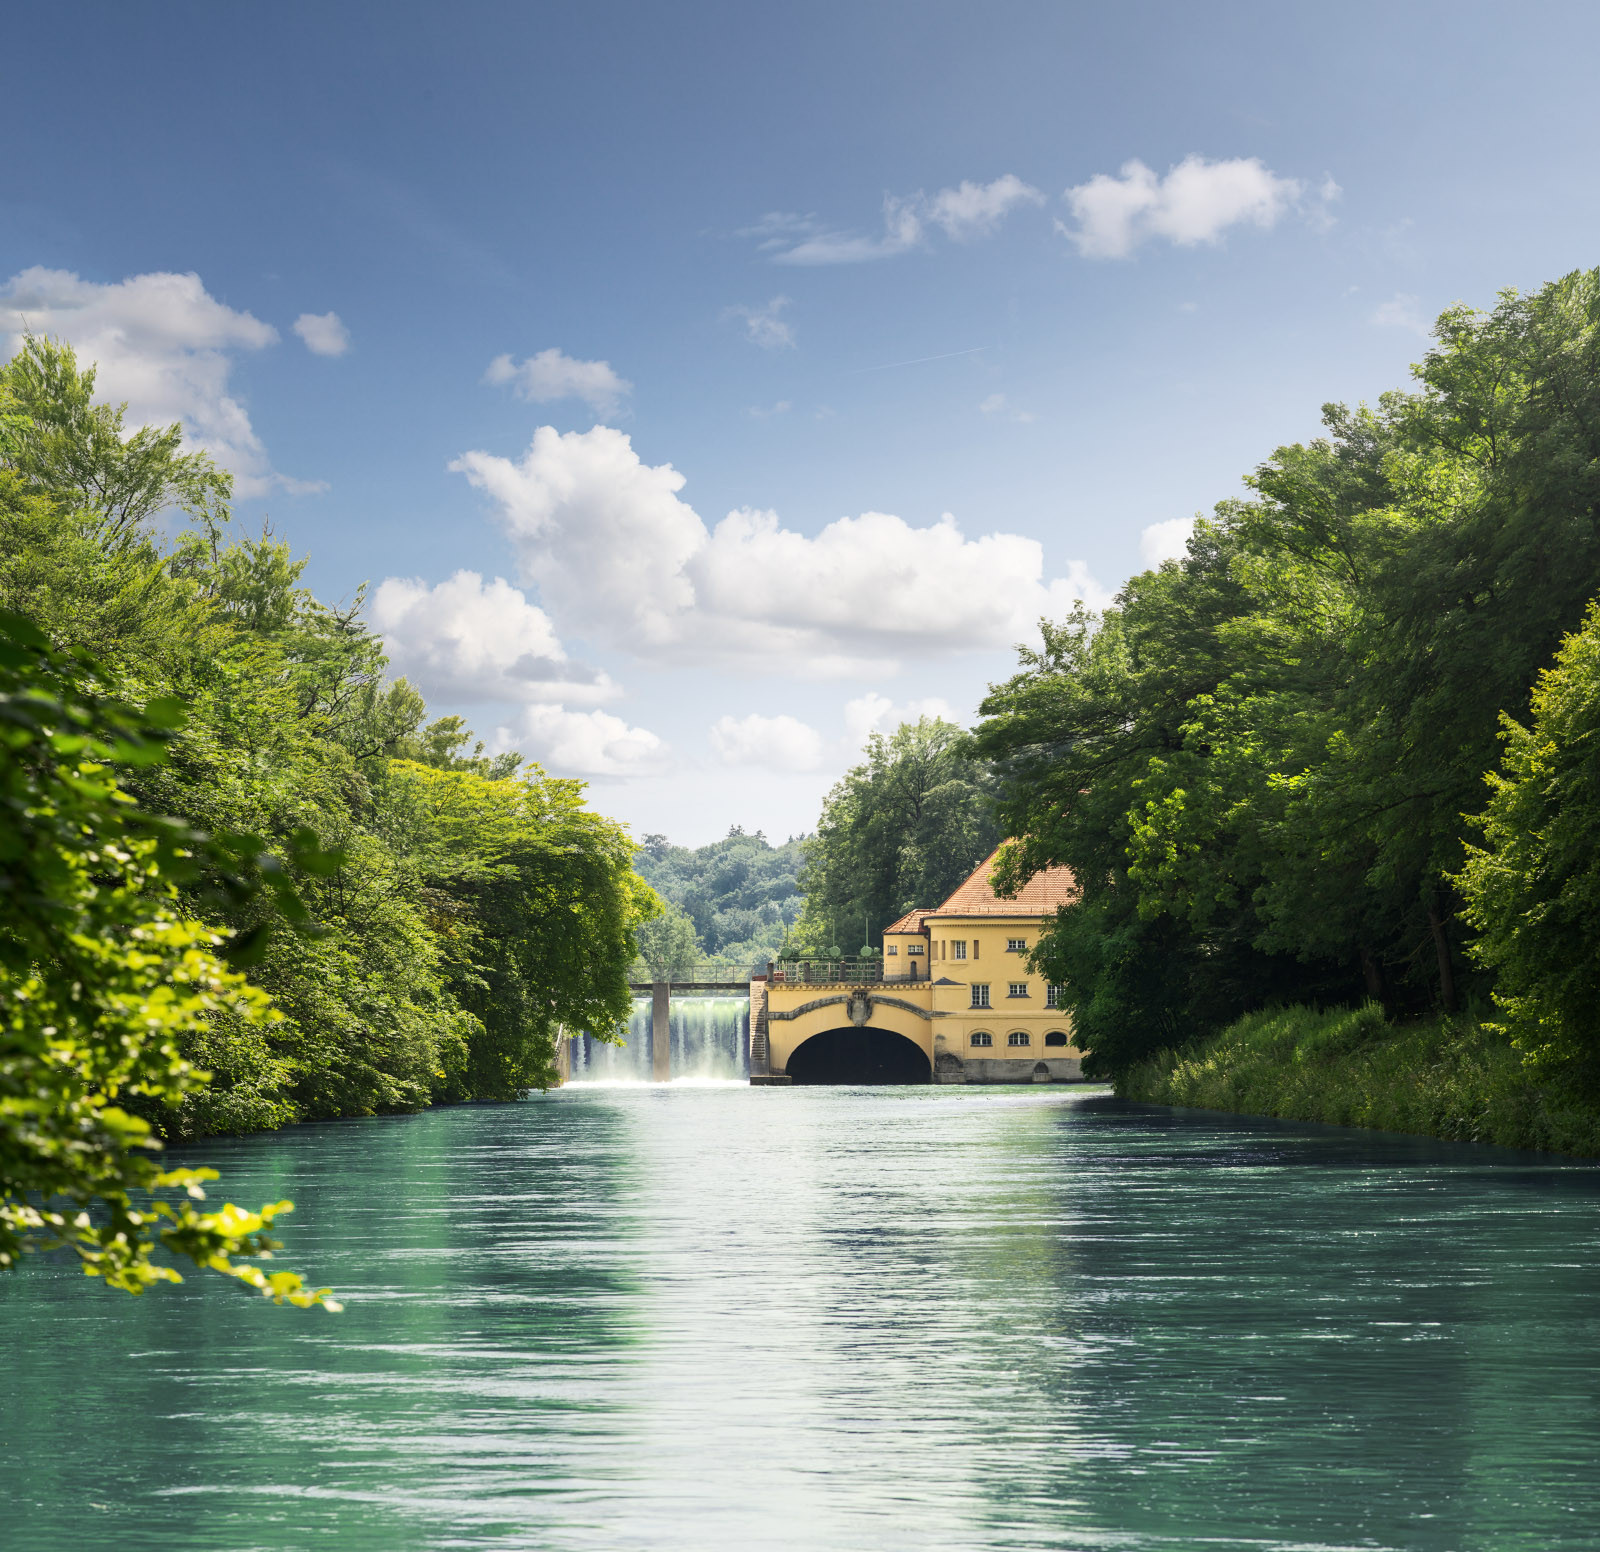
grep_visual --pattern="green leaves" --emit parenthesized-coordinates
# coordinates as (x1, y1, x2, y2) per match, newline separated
(978, 267, 1600, 1073)
(0, 609, 335, 1306)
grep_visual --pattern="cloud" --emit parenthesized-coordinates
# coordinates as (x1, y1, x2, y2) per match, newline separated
(750, 175, 1040, 265)
(1140, 517, 1194, 567)
(370, 570, 617, 705)
(725, 295, 795, 349)
(926, 175, 1045, 240)
(450, 424, 1111, 676)
(746, 400, 792, 419)
(0, 265, 306, 498)
(1059, 156, 1303, 259)
(493, 703, 669, 779)
(979, 391, 1034, 424)
(843, 693, 957, 747)
(710, 712, 825, 771)
(292, 311, 349, 357)
(1372, 292, 1429, 335)
(484, 348, 632, 415)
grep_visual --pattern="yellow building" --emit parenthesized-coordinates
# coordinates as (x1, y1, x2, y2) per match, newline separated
(754, 846, 1086, 1084)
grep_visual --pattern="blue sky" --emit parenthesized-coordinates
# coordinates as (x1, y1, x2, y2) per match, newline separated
(6, 1, 1600, 843)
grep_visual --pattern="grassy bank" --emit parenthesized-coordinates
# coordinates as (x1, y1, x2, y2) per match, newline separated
(1119, 1004, 1600, 1157)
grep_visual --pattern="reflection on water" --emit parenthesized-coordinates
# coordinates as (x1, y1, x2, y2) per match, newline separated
(570, 994, 748, 1081)
(4, 1088, 1600, 1550)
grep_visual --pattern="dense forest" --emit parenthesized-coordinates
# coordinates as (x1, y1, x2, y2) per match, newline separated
(978, 269, 1600, 1120)
(0, 336, 656, 1291)
(632, 828, 805, 975)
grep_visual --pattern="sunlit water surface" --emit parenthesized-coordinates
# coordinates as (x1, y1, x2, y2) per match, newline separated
(5, 1086, 1600, 1551)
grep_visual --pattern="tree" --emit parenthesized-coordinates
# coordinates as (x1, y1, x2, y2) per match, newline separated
(795, 718, 999, 954)
(0, 607, 336, 1305)
(978, 270, 1600, 1074)
(1457, 598, 1600, 1085)
(634, 900, 700, 980)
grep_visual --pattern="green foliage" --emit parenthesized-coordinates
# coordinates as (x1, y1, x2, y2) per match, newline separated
(0, 609, 337, 1304)
(0, 333, 654, 1196)
(795, 718, 998, 954)
(979, 269, 1600, 1075)
(634, 899, 701, 980)
(1457, 598, 1600, 1083)
(635, 826, 805, 970)
(1121, 1004, 1600, 1158)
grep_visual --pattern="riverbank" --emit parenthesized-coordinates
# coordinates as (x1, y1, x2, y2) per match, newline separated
(1118, 1004, 1600, 1158)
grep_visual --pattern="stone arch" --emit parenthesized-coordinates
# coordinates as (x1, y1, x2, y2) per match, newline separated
(785, 1025, 932, 1085)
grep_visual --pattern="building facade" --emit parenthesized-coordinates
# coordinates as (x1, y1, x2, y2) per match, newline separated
(757, 847, 1086, 1084)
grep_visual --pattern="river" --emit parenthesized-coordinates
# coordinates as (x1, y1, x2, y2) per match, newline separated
(5, 1083, 1600, 1551)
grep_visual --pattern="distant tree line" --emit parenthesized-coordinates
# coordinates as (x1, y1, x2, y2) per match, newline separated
(632, 828, 805, 976)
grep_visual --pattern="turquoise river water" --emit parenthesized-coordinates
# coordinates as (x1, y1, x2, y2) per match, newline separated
(4, 1082, 1600, 1551)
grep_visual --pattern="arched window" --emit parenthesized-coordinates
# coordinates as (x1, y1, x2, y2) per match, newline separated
(1044, 1031, 1070, 1048)
(969, 1031, 993, 1048)
(1007, 1031, 1031, 1047)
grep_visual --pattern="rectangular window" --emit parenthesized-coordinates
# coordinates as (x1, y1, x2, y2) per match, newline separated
(971, 984, 990, 1008)
(1008, 982, 1029, 999)
(1007, 1031, 1031, 1047)
(972, 938, 978, 960)
(907, 944, 924, 955)
(886, 944, 898, 955)
(951, 940, 967, 961)
(1046, 985, 1065, 1008)
(1007, 938, 1027, 953)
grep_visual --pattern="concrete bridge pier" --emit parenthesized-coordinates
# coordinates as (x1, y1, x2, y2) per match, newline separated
(652, 980, 670, 1082)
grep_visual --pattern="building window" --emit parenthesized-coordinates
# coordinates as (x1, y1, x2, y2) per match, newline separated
(1008, 982, 1029, 999)
(951, 940, 967, 960)
(971, 984, 990, 1008)
(1007, 1031, 1031, 1047)
(971, 938, 978, 960)
(1007, 938, 1027, 953)
(969, 1031, 993, 1048)
(1045, 1031, 1070, 1048)
(885, 944, 898, 955)
(907, 943, 924, 955)
(1045, 984, 1065, 1009)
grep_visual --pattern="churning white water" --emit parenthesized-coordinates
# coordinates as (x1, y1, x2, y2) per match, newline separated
(569, 994, 748, 1082)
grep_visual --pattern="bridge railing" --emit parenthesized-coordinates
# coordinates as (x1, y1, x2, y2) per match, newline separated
(769, 958, 922, 986)
(627, 963, 760, 986)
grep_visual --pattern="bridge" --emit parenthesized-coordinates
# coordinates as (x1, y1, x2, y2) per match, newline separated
(595, 951, 1084, 1085)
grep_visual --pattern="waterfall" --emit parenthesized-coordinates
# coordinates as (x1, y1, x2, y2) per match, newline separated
(567, 994, 749, 1082)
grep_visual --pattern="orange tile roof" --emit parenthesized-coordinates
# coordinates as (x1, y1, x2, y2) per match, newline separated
(882, 908, 936, 935)
(928, 845, 1078, 918)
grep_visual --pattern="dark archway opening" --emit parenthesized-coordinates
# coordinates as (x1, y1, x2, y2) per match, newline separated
(786, 1026, 931, 1085)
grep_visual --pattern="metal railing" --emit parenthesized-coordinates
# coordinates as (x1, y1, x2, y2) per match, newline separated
(768, 958, 923, 986)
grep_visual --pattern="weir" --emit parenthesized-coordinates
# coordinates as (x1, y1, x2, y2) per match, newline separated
(566, 981, 751, 1082)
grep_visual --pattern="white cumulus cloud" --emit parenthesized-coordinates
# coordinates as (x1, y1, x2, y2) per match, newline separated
(843, 693, 958, 748)
(370, 570, 617, 705)
(292, 311, 350, 356)
(484, 347, 632, 415)
(926, 175, 1045, 239)
(450, 424, 1111, 676)
(709, 712, 825, 771)
(494, 704, 669, 779)
(1140, 517, 1195, 567)
(725, 295, 795, 349)
(1060, 156, 1303, 259)
(0, 266, 308, 498)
